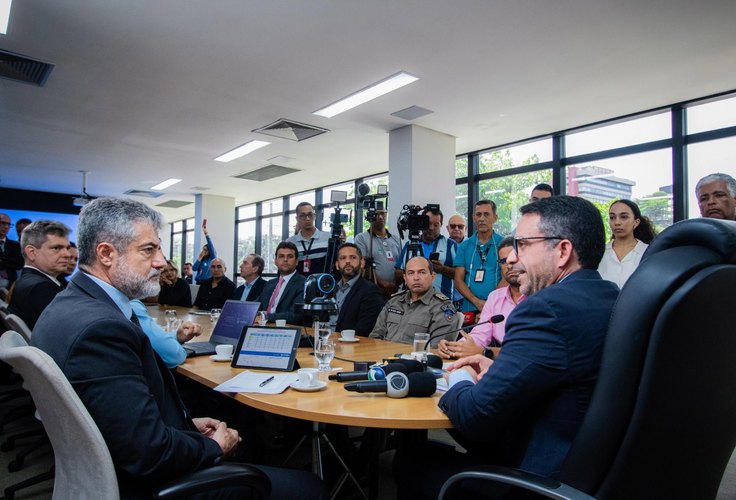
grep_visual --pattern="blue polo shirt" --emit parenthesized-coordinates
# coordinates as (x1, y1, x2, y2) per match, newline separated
(454, 231, 504, 312)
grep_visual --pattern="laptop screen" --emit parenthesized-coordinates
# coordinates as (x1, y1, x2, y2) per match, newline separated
(209, 300, 260, 346)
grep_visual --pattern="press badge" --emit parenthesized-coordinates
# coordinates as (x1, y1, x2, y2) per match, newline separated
(386, 250, 394, 261)
(474, 269, 485, 282)
(303, 259, 311, 273)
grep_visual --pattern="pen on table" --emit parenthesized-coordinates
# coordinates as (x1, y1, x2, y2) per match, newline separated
(259, 376, 275, 387)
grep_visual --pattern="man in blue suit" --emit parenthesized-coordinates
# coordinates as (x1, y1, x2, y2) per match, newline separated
(395, 196, 620, 499)
(259, 241, 307, 325)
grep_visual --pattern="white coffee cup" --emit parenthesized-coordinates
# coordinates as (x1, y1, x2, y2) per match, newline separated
(215, 344, 233, 358)
(297, 367, 319, 387)
(341, 329, 356, 341)
(275, 319, 287, 327)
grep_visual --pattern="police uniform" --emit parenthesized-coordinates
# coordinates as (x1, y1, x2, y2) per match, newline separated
(369, 287, 462, 346)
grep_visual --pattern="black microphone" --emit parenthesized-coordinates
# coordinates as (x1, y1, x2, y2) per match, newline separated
(423, 314, 505, 352)
(328, 363, 406, 382)
(344, 372, 437, 398)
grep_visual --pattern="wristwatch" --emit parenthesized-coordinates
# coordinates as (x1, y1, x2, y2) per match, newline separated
(482, 347, 495, 360)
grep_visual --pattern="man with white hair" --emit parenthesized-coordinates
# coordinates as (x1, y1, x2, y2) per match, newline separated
(696, 173, 736, 221)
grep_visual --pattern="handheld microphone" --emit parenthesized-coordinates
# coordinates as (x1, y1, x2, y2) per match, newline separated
(344, 372, 437, 398)
(422, 314, 505, 352)
(395, 353, 444, 369)
(328, 363, 406, 382)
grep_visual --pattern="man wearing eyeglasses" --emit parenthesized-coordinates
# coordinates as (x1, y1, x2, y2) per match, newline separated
(192, 258, 236, 310)
(287, 202, 332, 276)
(396, 196, 620, 499)
(453, 200, 504, 318)
(0, 213, 24, 290)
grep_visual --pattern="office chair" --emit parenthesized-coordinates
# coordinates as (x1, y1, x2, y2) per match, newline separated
(0, 287, 8, 302)
(439, 218, 736, 500)
(0, 331, 272, 500)
(2, 315, 31, 343)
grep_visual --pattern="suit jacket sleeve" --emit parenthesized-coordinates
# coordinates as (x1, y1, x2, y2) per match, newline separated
(269, 275, 305, 324)
(439, 296, 568, 442)
(0, 240, 24, 273)
(65, 319, 221, 483)
(15, 279, 62, 329)
(340, 280, 385, 336)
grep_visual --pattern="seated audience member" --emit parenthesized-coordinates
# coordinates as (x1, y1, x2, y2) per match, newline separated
(182, 261, 194, 283)
(31, 197, 326, 499)
(158, 259, 192, 307)
(696, 172, 736, 221)
(130, 299, 200, 368)
(234, 254, 266, 302)
(9, 220, 71, 329)
(192, 220, 217, 283)
(354, 208, 402, 298)
(332, 243, 384, 336)
(0, 213, 24, 290)
(598, 199, 657, 288)
(395, 207, 457, 298)
(259, 242, 307, 324)
(287, 202, 332, 276)
(14, 217, 32, 241)
(58, 242, 79, 288)
(193, 258, 235, 310)
(395, 196, 620, 499)
(370, 256, 461, 346)
(529, 182, 554, 202)
(439, 237, 525, 360)
(454, 200, 504, 316)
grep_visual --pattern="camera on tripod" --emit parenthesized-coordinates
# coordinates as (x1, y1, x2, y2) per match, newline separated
(357, 183, 388, 223)
(328, 190, 349, 239)
(397, 203, 440, 241)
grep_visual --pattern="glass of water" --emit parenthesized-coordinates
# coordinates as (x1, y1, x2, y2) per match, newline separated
(315, 321, 332, 341)
(413, 332, 430, 355)
(257, 311, 268, 326)
(210, 308, 222, 323)
(315, 338, 335, 371)
(164, 310, 177, 330)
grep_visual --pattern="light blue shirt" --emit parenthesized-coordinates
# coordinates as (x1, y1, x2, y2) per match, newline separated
(130, 300, 187, 368)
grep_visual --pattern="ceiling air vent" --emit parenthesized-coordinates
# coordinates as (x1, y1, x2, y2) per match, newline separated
(124, 189, 163, 198)
(233, 165, 301, 182)
(0, 49, 54, 87)
(156, 200, 192, 209)
(253, 119, 328, 142)
(391, 105, 434, 121)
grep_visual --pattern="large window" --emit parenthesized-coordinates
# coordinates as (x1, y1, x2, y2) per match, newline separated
(565, 113, 671, 157)
(170, 218, 195, 272)
(236, 203, 256, 267)
(687, 137, 736, 218)
(479, 169, 553, 235)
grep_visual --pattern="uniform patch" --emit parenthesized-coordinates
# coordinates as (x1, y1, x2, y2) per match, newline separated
(387, 307, 404, 316)
(441, 304, 456, 321)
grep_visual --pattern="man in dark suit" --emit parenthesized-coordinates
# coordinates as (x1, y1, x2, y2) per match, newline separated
(31, 197, 325, 499)
(333, 243, 384, 336)
(193, 258, 236, 310)
(8, 220, 71, 329)
(259, 241, 306, 325)
(395, 196, 620, 499)
(234, 254, 266, 302)
(0, 213, 24, 290)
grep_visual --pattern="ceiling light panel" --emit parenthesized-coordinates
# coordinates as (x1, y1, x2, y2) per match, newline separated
(0, 0, 11, 35)
(214, 140, 270, 163)
(151, 178, 182, 190)
(313, 71, 419, 118)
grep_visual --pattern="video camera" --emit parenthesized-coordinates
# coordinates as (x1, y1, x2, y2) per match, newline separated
(397, 203, 440, 242)
(357, 183, 388, 223)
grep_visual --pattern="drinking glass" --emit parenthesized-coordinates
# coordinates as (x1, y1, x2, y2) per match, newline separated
(257, 311, 268, 326)
(315, 321, 332, 342)
(413, 333, 430, 355)
(210, 308, 222, 323)
(164, 310, 177, 330)
(167, 319, 182, 333)
(315, 338, 335, 371)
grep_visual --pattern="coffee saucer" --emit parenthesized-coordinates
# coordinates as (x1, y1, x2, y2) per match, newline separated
(210, 355, 232, 362)
(339, 338, 359, 343)
(290, 380, 327, 392)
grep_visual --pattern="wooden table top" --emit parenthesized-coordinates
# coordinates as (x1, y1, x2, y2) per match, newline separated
(153, 305, 452, 429)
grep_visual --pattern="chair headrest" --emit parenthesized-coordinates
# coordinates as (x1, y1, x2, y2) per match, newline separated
(644, 218, 736, 263)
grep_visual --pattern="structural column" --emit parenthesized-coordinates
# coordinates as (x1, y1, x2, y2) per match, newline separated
(194, 193, 236, 275)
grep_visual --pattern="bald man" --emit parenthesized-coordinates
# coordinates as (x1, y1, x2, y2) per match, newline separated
(193, 257, 236, 310)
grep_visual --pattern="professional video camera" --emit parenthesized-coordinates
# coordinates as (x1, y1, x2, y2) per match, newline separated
(396, 203, 440, 264)
(357, 183, 388, 223)
(322, 190, 350, 275)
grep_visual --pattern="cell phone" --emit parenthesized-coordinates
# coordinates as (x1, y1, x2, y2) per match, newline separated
(429, 252, 440, 261)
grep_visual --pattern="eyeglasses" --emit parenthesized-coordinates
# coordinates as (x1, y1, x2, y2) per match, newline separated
(0, 221, 12, 227)
(449, 224, 465, 230)
(512, 236, 564, 255)
(297, 212, 316, 220)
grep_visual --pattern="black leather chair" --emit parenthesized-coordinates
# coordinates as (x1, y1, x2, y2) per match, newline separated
(440, 218, 736, 499)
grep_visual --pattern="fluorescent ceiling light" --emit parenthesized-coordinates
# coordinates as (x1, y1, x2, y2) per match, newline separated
(0, 0, 12, 35)
(151, 178, 182, 191)
(214, 140, 270, 163)
(313, 71, 419, 118)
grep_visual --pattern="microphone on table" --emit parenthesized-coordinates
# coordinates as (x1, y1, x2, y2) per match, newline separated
(328, 362, 406, 382)
(418, 314, 505, 368)
(344, 371, 437, 398)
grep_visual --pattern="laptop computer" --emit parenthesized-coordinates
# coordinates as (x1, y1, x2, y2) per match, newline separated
(184, 300, 260, 356)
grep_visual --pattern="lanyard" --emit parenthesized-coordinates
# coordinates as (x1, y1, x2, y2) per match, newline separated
(476, 242, 493, 266)
(300, 238, 314, 257)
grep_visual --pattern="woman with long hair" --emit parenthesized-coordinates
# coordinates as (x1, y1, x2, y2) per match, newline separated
(597, 199, 656, 288)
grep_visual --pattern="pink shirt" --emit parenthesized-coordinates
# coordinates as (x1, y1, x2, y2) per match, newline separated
(463, 286, 526, 347)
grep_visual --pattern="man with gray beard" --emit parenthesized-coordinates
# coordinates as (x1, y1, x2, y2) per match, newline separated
(32, 197, 325, 500)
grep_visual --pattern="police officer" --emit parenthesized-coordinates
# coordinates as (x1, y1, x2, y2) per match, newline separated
(369, 256, 461, 346)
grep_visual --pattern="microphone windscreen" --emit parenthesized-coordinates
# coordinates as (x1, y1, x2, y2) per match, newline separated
(407, 372, 437, 397)
(490, 314, 505, 324)
(383, 363, 407, 375)
(395, 359, 423, 374)
(425, 354, 443, 369)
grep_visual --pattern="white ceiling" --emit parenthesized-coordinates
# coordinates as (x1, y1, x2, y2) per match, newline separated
(1, 0, 736, 221)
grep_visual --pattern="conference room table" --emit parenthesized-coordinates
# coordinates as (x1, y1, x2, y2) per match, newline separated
(151, 305, 452, 429)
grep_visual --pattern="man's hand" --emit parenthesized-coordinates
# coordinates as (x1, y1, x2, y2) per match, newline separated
(210, 421, 242, 457)
(438, 337, 484, 360)
(447, 354, 494, 380)
(202, 219, 209, 236)
(176, 321, 201, 344)
(193, 417, 221, 437)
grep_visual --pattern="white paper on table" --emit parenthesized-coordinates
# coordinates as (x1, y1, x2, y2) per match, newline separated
(214, 370, 298, 394)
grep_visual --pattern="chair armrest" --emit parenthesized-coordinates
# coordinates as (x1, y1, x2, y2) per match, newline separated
(154, 463, 271, 500)
(438, 465, 595, 500)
